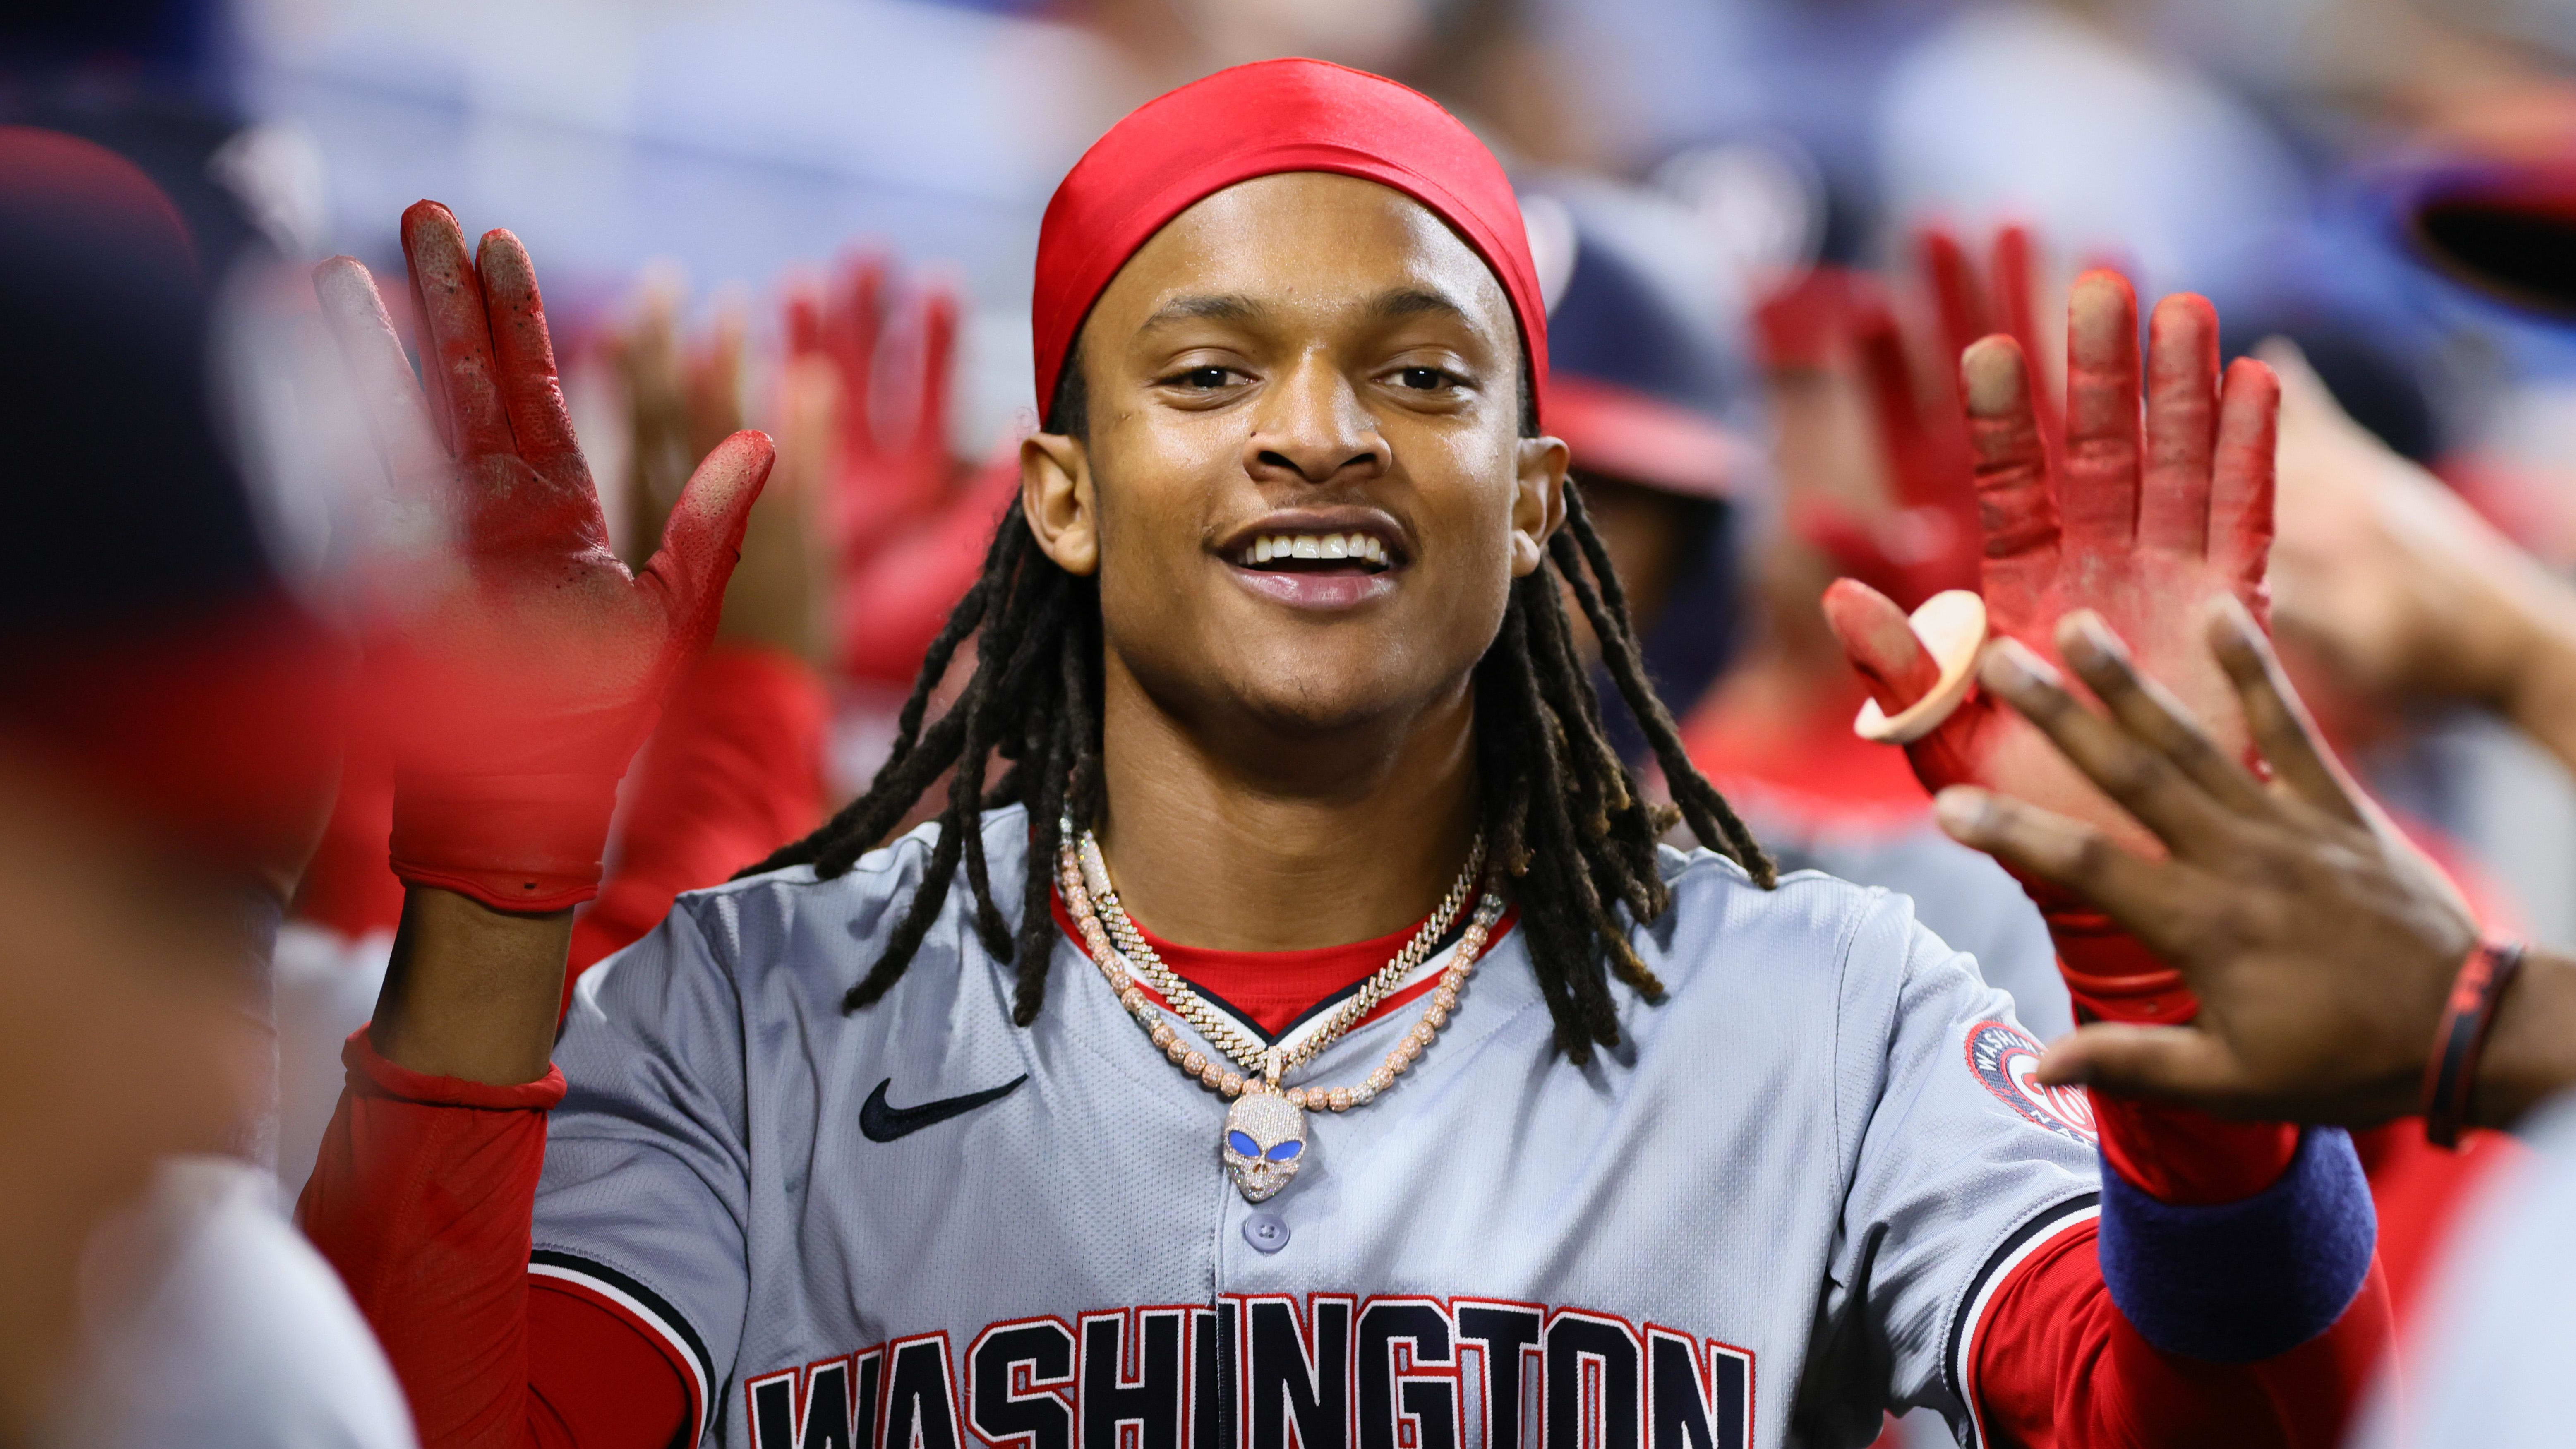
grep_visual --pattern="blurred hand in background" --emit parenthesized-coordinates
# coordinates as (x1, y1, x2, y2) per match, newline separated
(2266, 336, 2576, 777)
(615, 273, 827, 667)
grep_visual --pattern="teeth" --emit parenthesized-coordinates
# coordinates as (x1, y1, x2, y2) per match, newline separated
(1238, 532, 1394, 566)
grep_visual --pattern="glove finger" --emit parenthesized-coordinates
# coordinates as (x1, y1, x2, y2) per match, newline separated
(2060, 269, 2143, 558)
(641, 429, 776, 652)
(1919, 223, 1987, 372)
(1991, 224, 2059, 441)
(2137, 293, 2220, 557)
(909, 283, 959, 460)
(399, 201, 515, 460)
(1821, 577, 1943, 712)
(475, 229, 588, 479)
(312, 256, 451, 504)
(2209, 357, 2280, 613)
(1962, 335, 2059, 630)
(783, 281, 824, 358)
(834, 254, 888, 456)
(1851, 296, 1939, 509)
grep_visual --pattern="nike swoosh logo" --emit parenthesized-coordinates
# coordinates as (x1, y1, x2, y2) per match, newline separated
(859, 1074, 1030, 1143)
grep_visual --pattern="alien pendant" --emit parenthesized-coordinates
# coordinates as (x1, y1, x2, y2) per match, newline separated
(1221, 1091, 1307, 1202)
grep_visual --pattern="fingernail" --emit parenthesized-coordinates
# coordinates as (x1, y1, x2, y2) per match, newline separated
(1981, 636, 2058, 691)
(1933, 787, 1991, 835)
(2070, 611, 2125, 661)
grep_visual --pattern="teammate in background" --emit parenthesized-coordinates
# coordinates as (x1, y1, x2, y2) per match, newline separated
(304, 61, 2386, 1449)
(0, 125, 413, 1449)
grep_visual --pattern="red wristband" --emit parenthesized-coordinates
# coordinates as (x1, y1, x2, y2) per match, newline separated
(2423, 940, 2525, 1149)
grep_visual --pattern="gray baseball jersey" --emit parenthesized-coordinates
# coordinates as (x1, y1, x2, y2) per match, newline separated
(532, 806, 2101, 1449)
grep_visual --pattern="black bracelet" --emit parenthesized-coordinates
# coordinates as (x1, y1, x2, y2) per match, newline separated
(2423, 940, 2526, 1149)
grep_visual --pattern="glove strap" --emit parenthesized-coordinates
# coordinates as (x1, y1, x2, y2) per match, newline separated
(389, 771, 621, 912)
(2422, 940, 2525, 1149)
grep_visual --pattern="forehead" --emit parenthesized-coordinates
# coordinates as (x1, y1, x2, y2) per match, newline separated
(1090, 172, 1519, 343)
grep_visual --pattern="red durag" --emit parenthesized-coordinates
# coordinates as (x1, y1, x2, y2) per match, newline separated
(1031, 57, 1549, 424)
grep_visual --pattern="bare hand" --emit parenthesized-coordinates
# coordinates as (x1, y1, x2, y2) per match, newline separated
(2267, 337, 2576, 757)
(614, 275, 824, 664)
(1936, 602, 2478, 1125)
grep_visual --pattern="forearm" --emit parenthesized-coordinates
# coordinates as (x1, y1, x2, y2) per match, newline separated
(2497, 595, 2576, 778)
(2475, 945, 2576, 1130)
(375, 886, 571, 1087)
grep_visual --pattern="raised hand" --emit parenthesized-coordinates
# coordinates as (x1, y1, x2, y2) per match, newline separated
(615, 276, 825, 665)
(317, 201, 772, 912)
(1821, 270, 2281, 1020)
(785, 255, 962, 577)
(1777, 226, 2057, 611)
(1936, 603, 2481, 1126)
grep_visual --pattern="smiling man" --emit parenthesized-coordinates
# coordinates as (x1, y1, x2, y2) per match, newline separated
(303, 60, 2386, 1449)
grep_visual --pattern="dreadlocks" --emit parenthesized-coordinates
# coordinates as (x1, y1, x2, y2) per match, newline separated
(743, 366, 1775, 1065)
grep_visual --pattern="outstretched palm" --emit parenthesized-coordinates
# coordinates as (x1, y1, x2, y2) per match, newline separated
(318, 201, 772, 909)
(1825, 272, 2279, 861)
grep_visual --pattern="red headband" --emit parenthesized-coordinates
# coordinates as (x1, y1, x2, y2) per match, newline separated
(1032, 58, 1549, 427)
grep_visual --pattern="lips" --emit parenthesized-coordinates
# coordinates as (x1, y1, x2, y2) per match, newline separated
(1221, 519, 1404, 612)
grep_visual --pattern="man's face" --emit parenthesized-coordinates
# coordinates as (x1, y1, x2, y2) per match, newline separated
(1026, 172, 1565, 739)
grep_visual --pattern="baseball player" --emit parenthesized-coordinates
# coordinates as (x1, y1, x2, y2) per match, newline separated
(302, 60, 2387, 1449)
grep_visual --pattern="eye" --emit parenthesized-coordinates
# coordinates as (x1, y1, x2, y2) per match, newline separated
(1392, 366, 1455, 391)
(1266, 1140, 1304, 1161)
(1166, 365, 1239, 391)
(1228, 1130, 1262, 1157)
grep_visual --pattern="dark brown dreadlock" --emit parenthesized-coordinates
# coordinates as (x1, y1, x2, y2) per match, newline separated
(743, 364, 1774, 1065)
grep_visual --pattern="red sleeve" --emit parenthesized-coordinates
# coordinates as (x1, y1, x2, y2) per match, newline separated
(298, 1028, 693, 1448)
(566, 643, 828, 986)
(1968, 1216, 2391, 1449)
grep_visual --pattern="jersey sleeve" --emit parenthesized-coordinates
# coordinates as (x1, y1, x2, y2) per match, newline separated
(1805, 891, 2100, 1444)
(531, 893, 756, 1443)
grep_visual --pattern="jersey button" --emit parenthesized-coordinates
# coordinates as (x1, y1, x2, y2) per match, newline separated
(1242, 1211, 1290, 1254)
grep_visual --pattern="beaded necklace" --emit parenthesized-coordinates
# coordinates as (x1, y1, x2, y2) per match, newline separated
(1056, 825, 1503, 1202)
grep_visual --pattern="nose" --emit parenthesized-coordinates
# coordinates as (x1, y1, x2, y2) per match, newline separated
(1243, 352, 1388, 486)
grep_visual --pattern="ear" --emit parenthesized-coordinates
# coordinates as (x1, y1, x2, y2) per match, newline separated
(1509, 434, 1571, 578)
(1022, 431, 1098, 576)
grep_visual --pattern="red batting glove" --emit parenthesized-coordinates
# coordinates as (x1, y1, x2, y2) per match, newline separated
(1821, 271, 2280, 1025)
(1772, 226, 2061, 612)
(786, 257, 962, 583)
(316, 201, 772, 912)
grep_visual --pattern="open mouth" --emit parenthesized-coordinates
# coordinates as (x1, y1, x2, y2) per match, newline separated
(1231, 531, 1395, 574)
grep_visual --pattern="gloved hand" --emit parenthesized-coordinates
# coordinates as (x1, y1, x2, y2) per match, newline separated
(316, 200, 772, 912)
(1822, 270, 2279, 1024)
(784, 256, 962, 578)
(1772, 225, 2058, 612)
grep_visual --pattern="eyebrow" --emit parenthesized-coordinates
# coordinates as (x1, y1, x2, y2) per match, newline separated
(1135, 286, 1481, 336)
(1138, 293, 1265, 332)
(1367, 286, 1473, 324)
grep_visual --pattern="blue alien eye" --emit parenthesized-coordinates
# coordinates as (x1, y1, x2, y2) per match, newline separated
(1266, 1140, 1304, 1162)
(1228, 1131, 1261, 1157)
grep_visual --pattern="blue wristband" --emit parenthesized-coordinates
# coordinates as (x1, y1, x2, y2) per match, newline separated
(2096, 1126, 2376, 1363)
